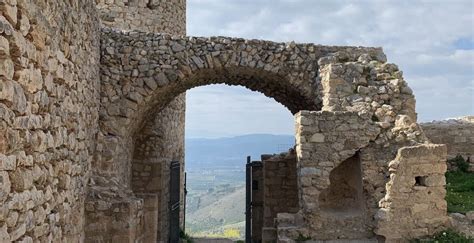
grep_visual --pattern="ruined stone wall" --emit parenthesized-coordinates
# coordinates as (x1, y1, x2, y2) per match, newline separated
(421, 116, 474, 170)
(290, 111, 381, 240)
(262, 151, 299, 228)
(0, 0, 452, 242)
(96, 0, 185, 34)
(259, 152, 298, 242)
(276, 50, 446, 241)
(97, 31, 384, 241)
(376, 144, 449, 241)
(97, 30, 387, 187)
(0, 0, 100, 241)
(98, 30, 449, 241)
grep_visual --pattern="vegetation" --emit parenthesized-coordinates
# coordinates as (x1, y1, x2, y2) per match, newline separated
(185, 134, 293, 239)
(448, 155, 470, 173)
(179, 229, 194, 243)
(412, 229, 473, 242)
(446, 171, 474, 213)
(295, 234, 312, 242)
(191, 228, 242, 239)
(186, 184, 245, 237)
(445, 156, 474, 214)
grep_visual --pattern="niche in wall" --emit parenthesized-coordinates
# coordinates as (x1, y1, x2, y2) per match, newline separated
(318, 152, 364, 215)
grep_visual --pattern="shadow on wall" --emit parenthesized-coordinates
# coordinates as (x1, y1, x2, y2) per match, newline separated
(319, 152, 365, 216)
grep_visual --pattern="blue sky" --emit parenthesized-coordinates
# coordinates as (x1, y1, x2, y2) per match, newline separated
(185, 0, 474, 138)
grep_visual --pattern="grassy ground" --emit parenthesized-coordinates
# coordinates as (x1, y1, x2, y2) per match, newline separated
(413, 156, 474, 242)
(445, 171, 474, 213)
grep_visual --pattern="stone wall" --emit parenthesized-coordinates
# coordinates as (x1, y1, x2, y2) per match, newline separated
(262, 151, 299, 228)
(93, 0, 186, 185)
(96, 31, 385, 241)
(0, 0, 99, 242)
(290, 111, 381, 240)
(421, 116, 474, 170)
(0, 0, 452, 241)
(131, 97, 185, 242)
(86, 0, 187, 241)
(84, 180, 144, 242)
(376, 144, 450, 241)
(274, 48, 446, 241)
(98, 28, 449, 241)
(97, 30, 387, 192)
(261, 151, 299, 242)
(96, 0, 185, 33)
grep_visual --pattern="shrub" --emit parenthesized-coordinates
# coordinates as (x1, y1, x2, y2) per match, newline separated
(448, 155, 470, 173)
(411, 229, 473, 242)
(295, 233, 311, 242)
(179, 229, 194, 243)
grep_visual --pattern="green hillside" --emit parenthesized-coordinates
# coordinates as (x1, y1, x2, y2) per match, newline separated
(186, 186, 245, 238)
(184, 134, 294, 239)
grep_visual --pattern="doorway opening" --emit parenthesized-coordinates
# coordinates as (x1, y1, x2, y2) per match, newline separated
(184, 84, 295, 241)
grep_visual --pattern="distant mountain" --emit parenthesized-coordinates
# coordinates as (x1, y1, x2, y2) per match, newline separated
(185, 134, 293, 237)
(185, 134, 294, 169)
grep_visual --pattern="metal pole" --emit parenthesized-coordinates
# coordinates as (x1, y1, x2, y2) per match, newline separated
(169, 161, 181, 243)
(245, 156, 252, 243)
(183, 172, 187, 233)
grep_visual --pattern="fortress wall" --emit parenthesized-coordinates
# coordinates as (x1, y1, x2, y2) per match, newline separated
(86, 1, 187, 241)
(96, 0, 186, 34)
(0, 1, 100, 242)
(94, 0, 186, 189)
(421, 117, 474, 170)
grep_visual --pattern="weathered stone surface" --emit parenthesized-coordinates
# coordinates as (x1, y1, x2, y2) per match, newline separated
(0, 0, 100, 242)
(376, 144, 449, 241)
(422, 116, 474, 171)
(262, 151, 299, 233)
(9, 169, 33, 192)
(0, 58, 14, 79)
(0, 0, 453, 242)
(16, 68, 44, 93)
(0, 224, 10, 242)
(0, 36, 9, 57)
(0, 171, 11, 202)
(0, 154, 16, 170)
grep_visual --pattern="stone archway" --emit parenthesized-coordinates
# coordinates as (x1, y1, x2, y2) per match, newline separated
(85, 28, 449, 242)
(95, 28, 385, 182)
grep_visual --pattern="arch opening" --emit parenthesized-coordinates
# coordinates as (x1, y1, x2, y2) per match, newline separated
(133, 67, 321, 138)
(131, 83, 299, 241)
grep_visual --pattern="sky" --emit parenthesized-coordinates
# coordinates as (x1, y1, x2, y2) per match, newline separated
(185, 0, 474, 138)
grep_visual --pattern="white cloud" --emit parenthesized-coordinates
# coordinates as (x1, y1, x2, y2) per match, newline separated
(186, 0, 474, 137)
